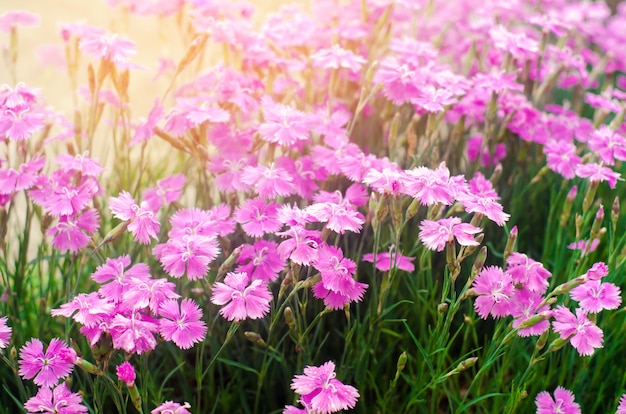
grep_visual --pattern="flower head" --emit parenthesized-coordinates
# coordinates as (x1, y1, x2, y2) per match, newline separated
(116, 361, 136, 385)
(471, 266, 514, 319)
(570, 280, 621, 313)
(535, 386, 581, 414)
(24, 383, 87, 413)
(19, 338, 76, 388)
(0, 317, 11, 349)
(151, 401, 191, 414)
(159, 298, 207, 349)
(289, 361, 359, 414)
(418, 217, 482, 252)
(211, 272, 272, 321)
(552, 306, 603, 356)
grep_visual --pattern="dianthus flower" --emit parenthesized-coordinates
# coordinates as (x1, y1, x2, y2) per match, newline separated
(19, 338, 76, 388)
(506, 253, 552, 294)
(123, 277, 180, 315)
(258, 97, 311, 147)
(56, 152, 105, 177)
(288, 361, 359, 414)
(24, 383, 87, 414)
(237, 240, 285, 283)
(241, 163, 295, 198)
(51, 292, 114, 328)
(92, 255, 151, 300)
(109, 312, 159, 354)
(311, 44, 366, 73)
(109, 191, 160, 244)
(0, 316, 11, 349)
(471, 266, 514, 319)
(211, 272, 272, 321)
(151, 401, 192, 414)
(0, 155, 45, 195)
(617, 394, 626, 414)
(361, 251, 415, 272)
(79, 32, 136, 64)
(312, 245, 367, 310)
(535, 386, 581, 414)
(418, 217, 482, 252)
(510, 290, 551, 337)
(0, 10, 40, 33)
(142, 174, 185, 212)
(306, 201, 364, 234)
(552, 306, 603, 356)
(401, 163, 456, 206)
(46, 209, 100, 253)
(276, 226, 321, 265)
(575, 163, 622, 189)
(585, 262, 608, 281)
(159, 298, 207, 349)
(234, 198, 282, 237)
(153, 234, 220, 280)
(569, 280, 622, 313)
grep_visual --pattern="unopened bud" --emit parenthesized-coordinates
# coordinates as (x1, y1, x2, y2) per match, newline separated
(582, 181, 599, 213)
(284, 307, 297, 333)
(535, 329, 550, 352)
(612, 196, 620, 230)
(503, 226, 518, 262)
(547, 337, 569, 353)
(438, 303, 449, 314)
(217, 245, 243, 279)
(244, 331, 267, 347)
(560, 186, 578, 228)
(396, 351, 408, 373)
(518, 311, 551, 330)
(590, 205, 604, 240)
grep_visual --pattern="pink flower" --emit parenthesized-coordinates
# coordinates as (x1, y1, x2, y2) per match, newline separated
(418, 217, 482, 252)
(277, 226, 321, 265)
(289, 361, 359, 414)
(471, 266, 514, 319)
(617, 394, 626, 414)
(241, 163, 295, 198)
(56, 152, 104, 177)
(79, 32, 136, 63)
(237, 240, 285, 283)
(211, 272, 272, 321)
(109, 312, 159, 354)
(234, 198, 282, 237)
(585, 262, 608, 281)
(535, 386, 581, 414)
(153, 234, 220, 280)
(51, 292, 114, 328)
(458, 192, 510, 226)
(412, 85, 458, 113)
(0, 106, 46, 141)
(46, 209, 100, 253)
(311, 45, 366, 73)
(258, 97, 311, 147)
(510, 290, 551, 337)
(506, 253, 552, 294)
(587, 125, 626, 165)
(123, 277, 180, 315)
(362, 167, 405, 195)
(552, 306, 603, 356)
(109, 191, 160, 244)
(159, 298, 207, 349)
(131, 98, 164, 146)
(116, 361, 136, 385)
(0, 10, 40, 33)
(362, 251, 415, 272)
(570, 280, 622, 313)
(467, 135, 507, 168)
(19, 338, 76, 388)
(312, 245, 367, 310)
(575, 163, 622, 189)
(0, 155, 45, 195)
(401, 163, 456, 206)
(0, 317, 11, 349)
(92, 256, 151, 301)
(24, 383, 87, 414)
(489, 25, 539, 61)
(306, 201, 364, 234)
(373, 56, 420, 105)
(151, 401, 191, 414)
(142, 174, 185, 212)
(567, 238, 600, 253)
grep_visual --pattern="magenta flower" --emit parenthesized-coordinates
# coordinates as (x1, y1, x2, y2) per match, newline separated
(471, 266, 515, 319)
(617, 394, 626, 414)
(142, 173, 185, 212)
(211, 272, 272, 322)
(151, 401, 191, 414)
(510, 290, 551, 337)
(241, 163, 296, 198)
(543, 140, 582, 179)
(46, 209, 100, 253)
(587, 125, 626, 165)
(0, 155, 45, 195)
(92, 255, 151, 300)
(0, 317, 11, 349)
(312, 245, 367, 310)
(362, 167, 405, 195)
(24, 383, 87, 414)
(51, 292, 114, 328)
(575, 163, 622, 189)
(0, 105, 46, 141)
(19, 338, 76, 388)
(289, 361, 359, 414)
(418, 217, 482, 252)
(362, 251, 415, 272)
(552, 306, 603, 356)
(109, 191, 160, 244)
(234, 198, 282, 237)
(535, 386, 581, 414)
(123, 277, 180, 315)
(159, 298, 207, 349)
(401, 164, 456, 206)
(116, 361, 136, 385)
(570, 280, 622, 313)
(585, 262, 608, 281)
(506, 253, 552, 294)
(277, 226, 321, 266)
(258, 97, 311, 147)
(153, 234, 220, 280)
(237, 240, 285, 283)
(109, 312, 159, 354)
(458, 192, 510, 226)
(306, 201, 364, 234)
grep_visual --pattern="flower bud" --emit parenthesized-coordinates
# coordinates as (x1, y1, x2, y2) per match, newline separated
(560, 186, 577, 228)
(503, 226, 518, 262)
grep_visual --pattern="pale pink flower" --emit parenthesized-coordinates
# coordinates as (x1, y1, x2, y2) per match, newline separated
(276, 226, 321, 265)
(401, 164, 456, 206)
(241, 163, 296, 198)
(19, 338, 76, 388)
(51, 292, 114, 328)
(159, 298, 207, 349)
(535, 386, 581, 414)
(0, 106, 46, 141)
(418, 217, 482, 252)
(151, 401, 191, 414)
(362, 167, 405, 195)
(567, 238, 600, 253)
(0, 10, 40, 33)
(24, 383, 87, 414)
(211, 272, 272, 321)
(142, 174, 185, 212)
(234, 198, 282, 237)
(552, 306, 603, 356)
(489, 24, 539, 60)
(131, 98, 164, 146)
(306, 201, 364, 234)
(362, 251, 415, 272)
(412, 85, 458, 113)
(289, 361, 359, 414)
(258, 97, 311, 146)
(46, 209, 100, 253)
(109, 191, 160, 244)
(311, 45, 366, 73)
(374, 56, 420, 105)
(544, 140, 582, 179)
(570, 280, 622, 313)
(56, 152, 104, 177)
(575, 163, 622, 189)
(153, 234, 220, 280)
(472, 266, 514, 319)
(0, 317, 11, 349)
(0, 155, 45, 195)
(458, 192, 510, 226)
(79, 32, 136, 63)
